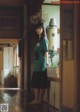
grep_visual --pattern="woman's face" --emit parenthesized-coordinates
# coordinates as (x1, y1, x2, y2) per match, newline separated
(36, 27, 43, 36)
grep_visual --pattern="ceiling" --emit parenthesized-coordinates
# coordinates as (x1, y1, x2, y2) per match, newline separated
(0, 0, 24, 47)
(0, 0, 44, 38)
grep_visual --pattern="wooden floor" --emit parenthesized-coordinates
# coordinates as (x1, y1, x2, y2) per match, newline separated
(0, 89, 59, 112)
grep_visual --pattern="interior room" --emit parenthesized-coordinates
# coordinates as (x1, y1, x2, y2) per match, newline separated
(0, 0, 80, 112)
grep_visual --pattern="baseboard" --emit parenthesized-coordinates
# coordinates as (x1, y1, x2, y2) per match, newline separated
(61, 105, 73, 112)
(43, 100, 60, 111)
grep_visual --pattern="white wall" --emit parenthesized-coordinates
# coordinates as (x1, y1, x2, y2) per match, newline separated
(42, 5, 60, 28)
(43, 0, 60, 3)
(42, 5, 60, 49)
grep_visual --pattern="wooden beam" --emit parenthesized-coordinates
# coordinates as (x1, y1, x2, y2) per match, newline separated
(0, 0, 24, 6)
(0, 39, 18, 44)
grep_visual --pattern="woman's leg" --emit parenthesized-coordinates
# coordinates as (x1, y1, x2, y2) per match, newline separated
(29, 88, 40, 104)
(34, 88, 40, 101)
(38, 89, 45, 103)
(32, 89, 45, 104)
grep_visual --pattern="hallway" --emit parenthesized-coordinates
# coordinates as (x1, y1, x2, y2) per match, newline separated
(0, 89, 59, 112)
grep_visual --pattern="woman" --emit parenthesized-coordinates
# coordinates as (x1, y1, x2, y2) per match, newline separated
(30, 22, 49, 104)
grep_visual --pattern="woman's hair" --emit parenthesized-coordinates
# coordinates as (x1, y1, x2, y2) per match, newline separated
(35, 22, 45, 40)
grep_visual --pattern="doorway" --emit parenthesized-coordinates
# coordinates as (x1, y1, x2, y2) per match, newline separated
(42, 3, 61, 110)
(0, 39, 20, 89)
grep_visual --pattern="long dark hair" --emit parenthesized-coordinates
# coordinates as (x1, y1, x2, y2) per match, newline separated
(35, 22, 45, 41)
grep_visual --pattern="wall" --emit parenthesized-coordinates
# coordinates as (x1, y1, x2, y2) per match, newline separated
(61, 5, 77, 110)
(42, 5, 60, 50)
(63, 60, 76, 108)
(42, 5, 60, 28)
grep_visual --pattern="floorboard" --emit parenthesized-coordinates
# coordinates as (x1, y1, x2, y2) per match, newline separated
(0, 89, 59, 112)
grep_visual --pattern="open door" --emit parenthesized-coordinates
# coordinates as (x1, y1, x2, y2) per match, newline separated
(0, 39, 20, 89)
(42, 2, 61, 110)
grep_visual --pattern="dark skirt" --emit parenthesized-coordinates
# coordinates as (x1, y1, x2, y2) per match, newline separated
(31, 69, 48, 89)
